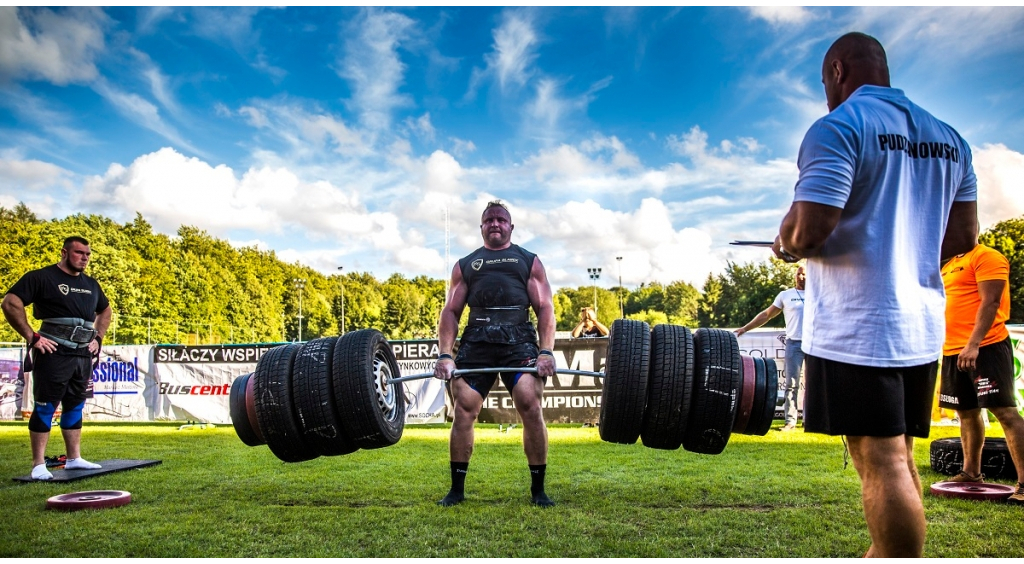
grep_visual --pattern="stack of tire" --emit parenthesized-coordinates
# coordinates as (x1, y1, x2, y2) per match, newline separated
(930, 437, 1018, 480)
(230, 329, 405, 462)
(599, 320, 779, 454)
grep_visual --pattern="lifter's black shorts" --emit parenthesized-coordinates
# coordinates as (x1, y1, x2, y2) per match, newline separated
(453, 340, 541, 399)
(32, 347, 93, 403)
(939, 337, 1016, 411)
(803, 354, 936, 438)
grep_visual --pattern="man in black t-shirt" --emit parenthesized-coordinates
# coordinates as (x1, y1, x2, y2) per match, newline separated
(433, 200, 557, 507)
(2, 236, 112, 480)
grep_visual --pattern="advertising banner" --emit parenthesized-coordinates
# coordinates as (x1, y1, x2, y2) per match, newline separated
(0, 324, 1019, 423)
(0, 347, 25, 420)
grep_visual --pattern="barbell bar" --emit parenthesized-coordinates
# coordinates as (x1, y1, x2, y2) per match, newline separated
(388, 367, 605, 384)
(229, 323, 778, 463)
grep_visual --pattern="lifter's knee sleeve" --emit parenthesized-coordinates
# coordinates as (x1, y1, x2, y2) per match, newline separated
(29, 401, 59, 433)
(60, 399, 85, 430)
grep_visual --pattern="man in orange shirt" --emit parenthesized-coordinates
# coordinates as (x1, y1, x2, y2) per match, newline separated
(939, 242, 1024, 505)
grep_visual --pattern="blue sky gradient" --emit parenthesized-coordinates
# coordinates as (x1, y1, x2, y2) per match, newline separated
(2, 6, 1023, 289)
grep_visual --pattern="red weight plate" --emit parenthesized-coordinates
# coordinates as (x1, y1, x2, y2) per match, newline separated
(244, 372, 264, 443)
(46, 490, 132, 511)
(929, 482, 1015, 501)
(733, 355, 756, 433)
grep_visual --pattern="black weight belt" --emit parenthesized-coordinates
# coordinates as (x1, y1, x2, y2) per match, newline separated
(39, 318, 96, 349)
(467, 307, 529, 326)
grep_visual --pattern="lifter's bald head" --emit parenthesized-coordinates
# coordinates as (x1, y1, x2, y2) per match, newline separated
(822, 32, 890, 111)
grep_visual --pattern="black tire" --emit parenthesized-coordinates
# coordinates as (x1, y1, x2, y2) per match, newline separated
(253, 344, 317, 463)
(599, 319, 651, 444)
(291, 337, 359, 457)
(230, 373, 264, 447)
(641, 324, 694, 450)
(682, 328, 742, 454)
(749, 357, 779, 436)
(929, 437, 1018, 480)
(332, 329, 406, 449)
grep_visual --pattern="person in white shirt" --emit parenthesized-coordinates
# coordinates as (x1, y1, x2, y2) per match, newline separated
(772, 32, 978, 557)
(735, 266, 806, 431)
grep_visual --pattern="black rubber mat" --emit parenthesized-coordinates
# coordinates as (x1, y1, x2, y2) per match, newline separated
(13, 459, 162, 483)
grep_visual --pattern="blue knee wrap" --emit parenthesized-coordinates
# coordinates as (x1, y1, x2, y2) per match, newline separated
(29, 401, 59, 433)
(60, 399, 85, 430)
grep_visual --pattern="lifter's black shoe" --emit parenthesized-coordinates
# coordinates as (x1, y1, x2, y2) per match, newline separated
(437, 491, 465, 507)
(531, 492, 555, 507)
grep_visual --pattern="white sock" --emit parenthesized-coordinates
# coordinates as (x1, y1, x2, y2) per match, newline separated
(64, 457, 102, 470)
(31, 464, 53, 480)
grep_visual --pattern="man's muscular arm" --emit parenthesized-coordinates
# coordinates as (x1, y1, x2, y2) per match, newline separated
(776, 201, 843, 261)
(434, 264, 467, 380)
(527, 257, 556, 377)
(2, 293, 56, 353)
(956, 278, 1004, 372)
(941, 201, 979, 260)
(89, 305, 112, 355)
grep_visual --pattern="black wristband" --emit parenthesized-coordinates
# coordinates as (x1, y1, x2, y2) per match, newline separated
(438, 353, 453, 361)
(538, 349, 554, 357)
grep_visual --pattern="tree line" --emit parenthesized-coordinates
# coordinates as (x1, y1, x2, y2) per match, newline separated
(2, 204, 1020, 345)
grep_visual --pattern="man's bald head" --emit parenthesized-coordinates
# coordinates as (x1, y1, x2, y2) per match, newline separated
(822, 32, 891, 112)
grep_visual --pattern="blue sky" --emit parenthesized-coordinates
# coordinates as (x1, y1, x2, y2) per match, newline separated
(3, 6, 1023, 289)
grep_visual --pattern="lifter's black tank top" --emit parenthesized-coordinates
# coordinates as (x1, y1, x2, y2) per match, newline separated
(457, 244, 537, 344)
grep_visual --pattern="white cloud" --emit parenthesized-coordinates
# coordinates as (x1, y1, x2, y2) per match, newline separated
(974, 143, 1024, 229)
(0, 7, 107, 85)
(746, 7, 816, 27)
(449, 137, 477, 157)
(406, 113, 436, 141)
(338, 9, 415, 132)
(0, 153, 72, 190)
(92, 79, 200, 155)
(487, 11, 538, 92)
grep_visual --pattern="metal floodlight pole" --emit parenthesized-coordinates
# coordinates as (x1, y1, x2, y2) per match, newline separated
(616, 256, 623, 319)
(587, 267, 602, 313)
(293, 278, 306, 342)
(337, 266, 345, 335)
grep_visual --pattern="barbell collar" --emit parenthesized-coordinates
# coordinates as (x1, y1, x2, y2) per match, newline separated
(388, 367, 605, 384)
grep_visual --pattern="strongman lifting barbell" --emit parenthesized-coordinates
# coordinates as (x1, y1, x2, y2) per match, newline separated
(229, 321, 779, 462)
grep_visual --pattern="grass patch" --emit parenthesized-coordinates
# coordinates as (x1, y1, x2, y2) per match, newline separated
(1, 422, 1021, 557)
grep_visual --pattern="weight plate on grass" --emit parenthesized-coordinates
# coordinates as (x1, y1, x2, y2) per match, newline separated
(641, 324, 694, 450)
(291, 337, 358, 456)
(744, 355, 767, 436)
(600, 319, 651, 445)
(230, 373, 263, 447)
(750, 357, 779, 436)
(253, 343, 318, 463)
(333, 329, 406, 449)
(47, 490, 131, 511)
(682, 328, 741, 454)
(929, 481, 1015, 501)
(930, 437, 1018, 480)
(732, 355, 756, 434)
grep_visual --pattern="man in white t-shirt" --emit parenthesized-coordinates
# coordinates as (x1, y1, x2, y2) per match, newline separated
(735, 266, 806, 431)
(772, 32, 978, 557)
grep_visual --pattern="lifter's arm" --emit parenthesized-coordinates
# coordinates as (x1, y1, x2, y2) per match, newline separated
(434, 264, 467, 380)
(89, 305, 112, 355)
(527, 257, 556, 377)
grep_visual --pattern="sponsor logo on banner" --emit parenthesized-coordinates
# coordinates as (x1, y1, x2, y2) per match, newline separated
(158, 383, 231, 395)
(154, 345, 279, 363)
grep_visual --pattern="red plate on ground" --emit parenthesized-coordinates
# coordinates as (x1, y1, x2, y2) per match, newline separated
(46, 490, 132, 511)
(929, 482, 1014, 501)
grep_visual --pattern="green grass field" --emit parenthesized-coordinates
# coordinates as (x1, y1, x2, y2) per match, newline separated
(1, 421, 1021, 557)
